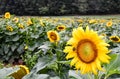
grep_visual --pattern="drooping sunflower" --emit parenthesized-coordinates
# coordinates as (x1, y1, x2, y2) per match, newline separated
(57, 25, 66, 31)
(4, 12, 11, 19)
(89, 19, 97, 24)
(40, 20, 45, 26)
(18, 23, 24, 29)
(64, 26, 111, 74)
(109, 36, 120, 42)
(47, 30, 60, 42)
(27, 18, 33, 26)
(11, 65, 29, 79)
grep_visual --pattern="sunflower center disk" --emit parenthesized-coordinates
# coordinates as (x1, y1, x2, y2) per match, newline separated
(77, 39, 97, 63)
(50, 32, 57, 40)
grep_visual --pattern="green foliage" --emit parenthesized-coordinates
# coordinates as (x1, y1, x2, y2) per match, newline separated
(1, 15, 120, 79)
(0, 66, 20, 79)
(0, 16, 47, 61)
(104, 54, 120, 79)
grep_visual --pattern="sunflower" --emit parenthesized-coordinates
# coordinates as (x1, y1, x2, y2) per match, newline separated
(76, 19, 83, 23)
(18, 23, 24, 29)
(109, 36, 120, 42)
(47, 30, 60, 42)
(13, 17, 19, 23)
(6, 26, 13, 32)
(64, 26, 111, 74)
(89, 19, 97, 24)
(57, 25, 66, 31)
(11, 65, 29, 79)
(106, 21, 113, 27)
(27, 18, 33, 26)
(4, 12, 11, 19)
(24, 45, 28, 50)
(40, 20, 45, 26)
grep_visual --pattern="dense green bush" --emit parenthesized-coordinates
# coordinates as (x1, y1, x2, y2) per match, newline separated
(0, 0, 120, 15)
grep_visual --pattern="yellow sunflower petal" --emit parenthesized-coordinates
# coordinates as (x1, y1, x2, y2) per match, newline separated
(66, 51, 76, 59)
(70, 56, 78, 66)
(91, 63, 97, 75)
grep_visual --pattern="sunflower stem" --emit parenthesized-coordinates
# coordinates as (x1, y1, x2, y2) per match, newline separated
(88, 73, 92, 79)
(94, 74, 98, 79)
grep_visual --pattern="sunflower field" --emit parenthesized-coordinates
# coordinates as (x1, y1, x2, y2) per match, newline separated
(0, 12, 120, 79)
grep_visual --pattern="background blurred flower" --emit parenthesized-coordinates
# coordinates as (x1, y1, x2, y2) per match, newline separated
(106, 21, 113, 27)
(47, 30, 60, 42)
(13, 17, 19, 23)
(27, 18, 33, 26)
(4, 12, 11, 19)
(109, 36, 120, 42)
(57, 25, 66, 31)
(18, 23, 24, 29)
(6, 26, 13, 32)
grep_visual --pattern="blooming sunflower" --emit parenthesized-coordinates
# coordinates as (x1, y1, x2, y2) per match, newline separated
(57, 25, 66, 31)
(13, 17, 19, 23)
(64, 26, 111, 74)
(6, 26, 13, 32)
(109, 36, 120, 42)
(106, 21, 112, 27)
(47, 30, 60, 42)
(11, 65, 29, 79)
(4, 12, 11, 19)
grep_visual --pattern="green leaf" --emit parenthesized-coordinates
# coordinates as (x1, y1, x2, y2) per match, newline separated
(22, 74, 49, 79)
(22, 55, 56, 79)
(56, 60, 71, 65)
(4, 44, 9, 54)
(11, 45, 17, 52)
(69, 70, 84, 79)
(3, 76, 15, 79)
(0, 66, 20, 79)
(50, 76, 60, 79)
(38, 43, 50, 54)
(12, 35, 20, 41)
(31, 34, 39, 39)
(5, 32, 17, 36)
(104, 53, 120, 78)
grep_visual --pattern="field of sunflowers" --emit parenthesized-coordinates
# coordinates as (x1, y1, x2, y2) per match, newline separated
(0, 12, 120, 79)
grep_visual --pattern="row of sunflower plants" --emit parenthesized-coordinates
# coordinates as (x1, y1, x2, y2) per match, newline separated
(0, 12, 120, 79)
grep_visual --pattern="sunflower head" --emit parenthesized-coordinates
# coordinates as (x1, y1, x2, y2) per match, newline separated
(6, 26, 13, 32)
(4, 12, 11, 19)
(106, 21, 113, 27)
(47, 30, 60, 42)
(99, 19, 106, 23)
(11, 65, 29, 79)
(76, 19, 83, 23)
(57, 25, 66, 31)
(18, 23, 24, 29)
(27, 18, 33, 26)
(109, 36, 120, 42)
(40, 20, 45, 26)
(64, 26, 111, 75)
(13, 17, 19, 23)
(89, 19, 97, 24)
